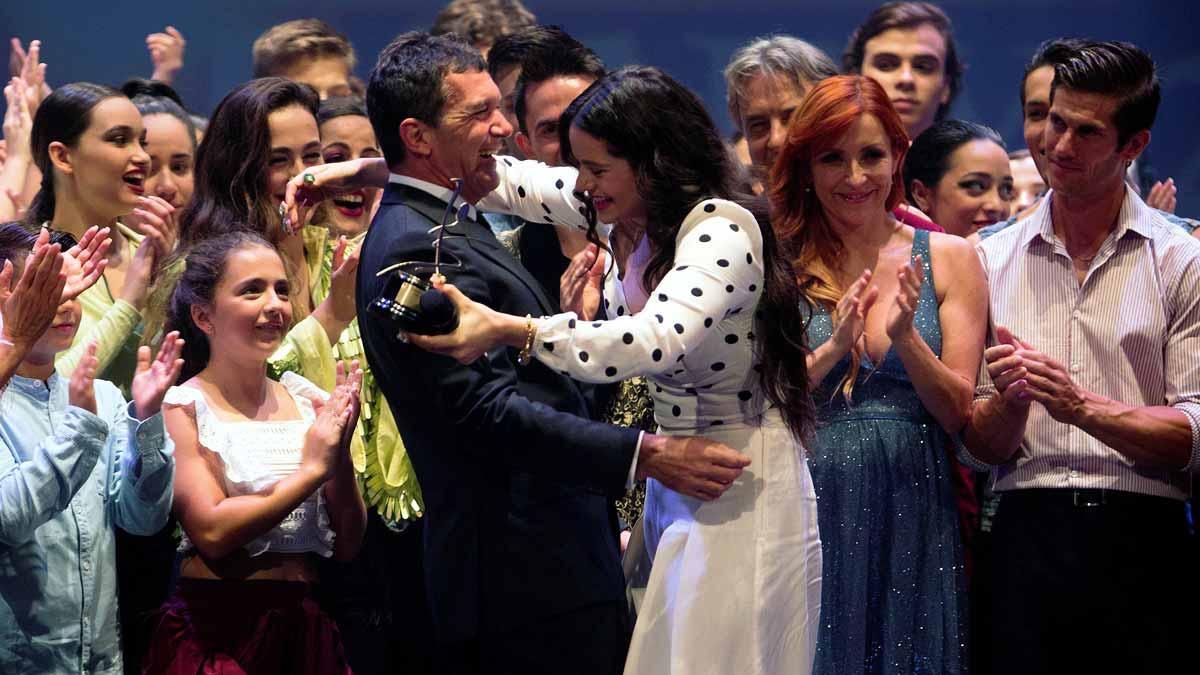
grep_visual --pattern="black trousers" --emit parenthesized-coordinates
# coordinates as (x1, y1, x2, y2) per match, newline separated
(317, 514, 434, 675)
(986, 489, 1195, 675)
(435, 599, 631, 675)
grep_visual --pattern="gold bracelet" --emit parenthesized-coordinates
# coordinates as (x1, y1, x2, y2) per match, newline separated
(517, 314, 536, 366)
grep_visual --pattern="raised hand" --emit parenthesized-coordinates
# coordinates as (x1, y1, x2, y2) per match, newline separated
(636, 433, 752, 501)
(9, 39, 47, 116)
(884, 256, 924, 345)
(0, 78, 33, 221)
(830, 269, 878, 355)
(69, 341, 99, 414)
(130, 331, 184, 420)
(1145, 178, 1177, 214)
(0, 236, 64, 349)
(61, 225, 111, 300)
(560, 243, 605, 320)
(2, 78, 32, 162)
(146, 26, 186, 85)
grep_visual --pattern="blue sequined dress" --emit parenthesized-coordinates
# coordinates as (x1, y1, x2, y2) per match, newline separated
(806, 229, 967, 674)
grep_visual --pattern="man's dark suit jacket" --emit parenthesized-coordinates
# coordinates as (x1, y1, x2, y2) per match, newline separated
(355, 182, 638, 646)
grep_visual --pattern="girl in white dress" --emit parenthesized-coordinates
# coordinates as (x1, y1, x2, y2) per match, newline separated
(406, 66, 824, 675)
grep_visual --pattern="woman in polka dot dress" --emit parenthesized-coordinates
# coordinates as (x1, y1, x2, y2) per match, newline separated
(407, 67, 824, 675)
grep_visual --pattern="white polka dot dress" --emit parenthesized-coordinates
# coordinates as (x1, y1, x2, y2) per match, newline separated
(480, 158, 822, 675)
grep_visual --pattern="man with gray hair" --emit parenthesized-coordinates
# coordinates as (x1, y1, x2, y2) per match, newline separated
(723, 35, 837, 176)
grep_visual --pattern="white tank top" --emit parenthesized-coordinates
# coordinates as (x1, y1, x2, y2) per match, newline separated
(163, 372, 335, 557)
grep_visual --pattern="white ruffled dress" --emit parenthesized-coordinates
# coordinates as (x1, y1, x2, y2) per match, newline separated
(162, 372, 336, 557)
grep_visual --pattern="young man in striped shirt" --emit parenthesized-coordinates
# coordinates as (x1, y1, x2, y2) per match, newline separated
(963, 40, 1200, 674)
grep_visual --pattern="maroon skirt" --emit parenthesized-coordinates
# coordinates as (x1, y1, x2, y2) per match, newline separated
(142, 578, 353, 675)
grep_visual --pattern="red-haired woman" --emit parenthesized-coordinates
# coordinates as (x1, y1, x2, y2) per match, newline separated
(771, 75, 987, 674)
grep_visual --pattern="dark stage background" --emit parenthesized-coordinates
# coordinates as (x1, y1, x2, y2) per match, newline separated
(4, 0, 1197, 212)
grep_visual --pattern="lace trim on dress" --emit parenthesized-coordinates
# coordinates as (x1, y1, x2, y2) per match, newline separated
(162, 373, 335, 557)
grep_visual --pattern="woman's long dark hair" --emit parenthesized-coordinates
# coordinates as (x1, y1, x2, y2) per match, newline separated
(26, 82, 122, 227)
(177, 77, 318, 249)
(166, 231, 277, 382)
(558, 65, 814, 441)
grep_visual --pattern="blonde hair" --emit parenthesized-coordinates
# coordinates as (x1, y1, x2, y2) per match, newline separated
(252, 19, 357, 78)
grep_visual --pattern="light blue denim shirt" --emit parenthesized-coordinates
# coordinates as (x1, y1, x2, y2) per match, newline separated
(0, 372, 174, 674)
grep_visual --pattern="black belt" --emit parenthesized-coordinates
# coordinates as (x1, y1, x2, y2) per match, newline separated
(1001, 488, 1183, 510)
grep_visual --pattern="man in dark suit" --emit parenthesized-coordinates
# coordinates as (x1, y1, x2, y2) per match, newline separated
(352, 32, 750, 675)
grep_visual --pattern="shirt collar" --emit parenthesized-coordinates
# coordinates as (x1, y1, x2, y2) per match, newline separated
(1025, 184, 1154, 250)
(387, 173, 479, 222)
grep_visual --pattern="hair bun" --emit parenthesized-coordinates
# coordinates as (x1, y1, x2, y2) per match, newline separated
(120, 78, 185, 108)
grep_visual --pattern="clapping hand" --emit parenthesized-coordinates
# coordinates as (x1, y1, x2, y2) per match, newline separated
(62, 225, 111, 300)
(146, 26, 186, 85)
(69, 341, 99, 414)
(0, 234, 63, 349)
(302, 361, 363, 481)
(130, 331, 184, 420)
(1145, 178, 1177, 214)
(982, 325, 1032, 411)
(560, 243, 605, 320)
(125, 195, 178, 256)
(991, 326, 1086, 424)
(830, 269, 878, 356)
(327, 236, 361, 324)
(884, 256, 924, 345)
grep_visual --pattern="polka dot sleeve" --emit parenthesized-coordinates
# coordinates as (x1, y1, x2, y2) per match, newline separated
(533, 199, 764, 383)
(477, 156, 591, 232)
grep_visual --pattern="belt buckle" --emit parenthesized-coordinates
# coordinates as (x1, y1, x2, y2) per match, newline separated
(1073, 490, 1105, 507)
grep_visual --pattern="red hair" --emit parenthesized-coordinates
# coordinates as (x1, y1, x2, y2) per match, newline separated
(768, 75, 909, 401)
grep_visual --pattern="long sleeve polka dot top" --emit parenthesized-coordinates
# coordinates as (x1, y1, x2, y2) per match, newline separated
(479, 158, 769, 431)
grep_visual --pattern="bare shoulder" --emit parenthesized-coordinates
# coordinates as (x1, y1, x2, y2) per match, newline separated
(927, 232, 984, 302)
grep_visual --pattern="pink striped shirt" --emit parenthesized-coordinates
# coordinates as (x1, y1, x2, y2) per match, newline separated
(965, 187, 1200, 500)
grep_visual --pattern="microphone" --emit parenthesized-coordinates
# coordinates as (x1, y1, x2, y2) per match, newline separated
(417, 287, 459, 334)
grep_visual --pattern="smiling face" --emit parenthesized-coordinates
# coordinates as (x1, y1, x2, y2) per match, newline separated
(1044, 87, 1144, 202)
(1009, 153, 1045, 215)
(52, 96, 150, 223)
(914, 139, 1013, 236)
(282, 56, 353, 101)
(568, 126, 645, 225)
(1022, 65, 1055, 179)
(425, 69, 512, 203)
(193, 244, 293, 363)
(860, 24, 951, 139)
(319, 113, 382, 235)
(266, 104, 323, 206)
(740, 73, 810, 173)
(142, 113, 195, 209)
(810, 113, 899, 228)
(516, 75, 595, 166)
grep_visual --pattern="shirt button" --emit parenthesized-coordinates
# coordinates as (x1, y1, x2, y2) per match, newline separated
(1069, 470, 1080, 478)
(1070, 363, 1081, 373)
